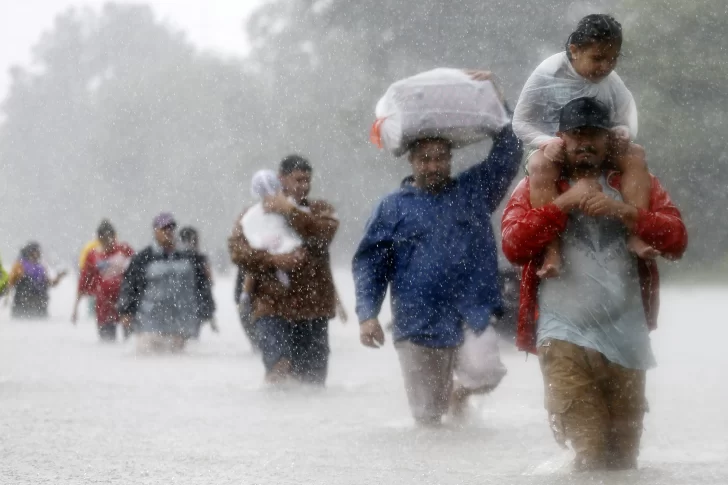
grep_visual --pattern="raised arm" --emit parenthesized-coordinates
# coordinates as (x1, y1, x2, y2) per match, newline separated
(458, 122, 524, 214)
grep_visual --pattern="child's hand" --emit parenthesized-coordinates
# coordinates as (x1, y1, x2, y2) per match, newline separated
(263, 193, 295, 216)
(610, 127, 631, 157)
(542, 138, 565, 163)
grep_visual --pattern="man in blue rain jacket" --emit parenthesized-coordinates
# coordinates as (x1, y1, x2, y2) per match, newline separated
(352, 80, 522, 424)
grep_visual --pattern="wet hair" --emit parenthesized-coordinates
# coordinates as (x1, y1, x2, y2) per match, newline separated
(97, 219, 116, 238)
(21, 242, 40, 259)
(566, 14, 622, 59)
(408, 137, 453, 157)
(279, 155, 312, 176)
(179, 226, 199, 245)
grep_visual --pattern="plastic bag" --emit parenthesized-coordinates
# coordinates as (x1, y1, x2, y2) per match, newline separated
(454, 326, 507, 391)
(250, 169, 281, 200)
(371, 68, 510, 157)
(241, 169, 302, 256)
(513, 52, 638, 148)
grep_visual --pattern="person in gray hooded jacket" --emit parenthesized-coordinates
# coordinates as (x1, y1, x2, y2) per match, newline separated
(118, 213, 215, 353)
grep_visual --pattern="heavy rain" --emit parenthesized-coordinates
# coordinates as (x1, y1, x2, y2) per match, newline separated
(1, 1, 726, 484)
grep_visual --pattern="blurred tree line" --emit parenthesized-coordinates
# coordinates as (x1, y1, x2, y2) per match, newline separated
(1, 1, 725, 272)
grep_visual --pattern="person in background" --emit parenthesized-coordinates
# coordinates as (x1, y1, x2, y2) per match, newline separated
(118, 213, 215, 353)
(78, 233, 102, 317)
(72, 220, 134, 341)
(179, 226, 218, 337)
(0, 254, 9, 296)
(8, 242, 67, 319)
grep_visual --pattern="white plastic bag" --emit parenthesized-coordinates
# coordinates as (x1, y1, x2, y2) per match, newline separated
(241, 169, 302, 256)
(372, 68, 510, 157)
(454, 326, 507, 391)
(513, 52, 638, 148)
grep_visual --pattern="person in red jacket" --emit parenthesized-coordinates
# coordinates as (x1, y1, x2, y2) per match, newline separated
(501, 97, 687, 471)
(72, 220, 135, 341)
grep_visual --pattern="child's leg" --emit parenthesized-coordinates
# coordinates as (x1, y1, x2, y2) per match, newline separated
(615, 144, 660, 259)
(528, 151, 562, 278)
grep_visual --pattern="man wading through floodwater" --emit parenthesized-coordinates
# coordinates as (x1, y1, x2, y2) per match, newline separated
(353, 71, 523, 426)
(502, 97, 687, 470)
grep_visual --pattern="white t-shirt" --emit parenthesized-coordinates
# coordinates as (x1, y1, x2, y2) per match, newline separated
(513, 52, 638, 148)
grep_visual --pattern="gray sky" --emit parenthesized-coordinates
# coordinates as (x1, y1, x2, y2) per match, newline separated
(0, 0, 262, 95)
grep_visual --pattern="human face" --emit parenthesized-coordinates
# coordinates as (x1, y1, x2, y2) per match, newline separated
(279, 169, 311, 205)
(409, 140, 453, 193)
(154, 224, 176, 249)
(99, 233, 116, 250)
(569, 41, 621, 82)
(558, 126, 610, 172)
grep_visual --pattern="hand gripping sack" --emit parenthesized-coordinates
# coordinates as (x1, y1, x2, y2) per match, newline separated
(371, 68, 510, 157)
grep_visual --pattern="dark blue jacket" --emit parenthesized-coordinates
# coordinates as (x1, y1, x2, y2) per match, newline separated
(352, 125, 523, 348)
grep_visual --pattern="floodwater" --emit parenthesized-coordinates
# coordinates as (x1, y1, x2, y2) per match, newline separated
(1, 271, 726, 484)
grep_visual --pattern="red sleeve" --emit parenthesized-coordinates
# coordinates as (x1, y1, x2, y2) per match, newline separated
(78, 252, 97, 294)
(634, 177, 688, 260)
(121, 244, 135, 257)
(501, 178, 568, 265)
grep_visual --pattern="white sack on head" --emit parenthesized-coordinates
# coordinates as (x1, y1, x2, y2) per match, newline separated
(372, 68, 510, 157)
(251, 169, 282, 200)
(512, 52, 638, 148)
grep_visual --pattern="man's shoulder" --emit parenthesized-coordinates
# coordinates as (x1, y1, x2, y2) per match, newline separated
(375, 188, 413, 213)
(307, 199, 336, 215)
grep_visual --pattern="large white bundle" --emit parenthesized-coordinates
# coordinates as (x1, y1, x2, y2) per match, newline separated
(241, 205, 302, 256)
(372, 68, 509, 157)
(241, 169, 302, 256)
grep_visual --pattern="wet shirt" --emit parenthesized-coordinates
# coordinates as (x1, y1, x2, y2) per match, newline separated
(536, 177, 656, 370)
(353, 125, 523, 348)
(79, 244, 134, 325)
(118, 244, 215, 337)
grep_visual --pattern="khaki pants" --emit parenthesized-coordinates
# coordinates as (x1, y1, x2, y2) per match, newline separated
(538, 339, 647, 471)
(395, 341, 456, 424)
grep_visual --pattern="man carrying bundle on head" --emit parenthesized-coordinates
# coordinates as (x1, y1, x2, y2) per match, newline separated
(354, 69, 522, 426)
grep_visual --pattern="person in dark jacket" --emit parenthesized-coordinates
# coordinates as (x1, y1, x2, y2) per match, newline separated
(8, 242, 67, 319)
(179, 226, 218, 337)
(118, 213, 215, 353)
(352, 72, 523, 425)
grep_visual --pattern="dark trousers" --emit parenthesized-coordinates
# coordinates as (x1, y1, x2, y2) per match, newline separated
(256, 316, 330, 385)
